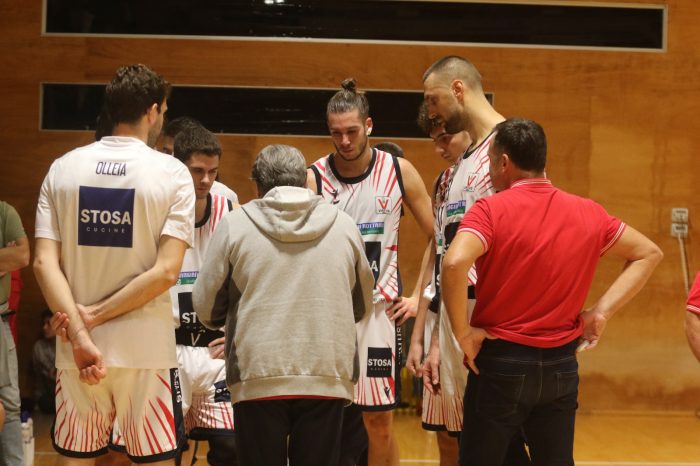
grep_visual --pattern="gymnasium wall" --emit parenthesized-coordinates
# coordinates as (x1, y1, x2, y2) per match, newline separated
(1, 0, 698, 411)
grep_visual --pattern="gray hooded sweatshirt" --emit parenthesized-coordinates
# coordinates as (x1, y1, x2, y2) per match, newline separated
(193, 186, 374, 404)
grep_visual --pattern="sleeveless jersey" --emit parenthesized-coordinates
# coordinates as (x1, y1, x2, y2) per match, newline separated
(172, 193, 233, 347)
(428, 166, 453, 313)
(311, 149, 404, 303)
(435, 132, 495, 296)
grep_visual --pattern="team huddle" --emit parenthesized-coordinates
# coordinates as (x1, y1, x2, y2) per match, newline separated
(30, 57, 662, 466)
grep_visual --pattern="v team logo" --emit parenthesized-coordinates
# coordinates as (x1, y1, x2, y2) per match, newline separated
(78, 186, 135, 248)
(464, 172, 478, 193)
(375, 196, 392, 214)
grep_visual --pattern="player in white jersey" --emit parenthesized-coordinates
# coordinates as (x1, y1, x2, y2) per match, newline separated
(308, 79, 434, 466)
(406, 102, 492, 465)
(157, 116, 239, 204)
(422, 55, 531, 465)
(33, 64, 194, 466)
(105, 124, 238, 466)
(169, 124, 237, 466)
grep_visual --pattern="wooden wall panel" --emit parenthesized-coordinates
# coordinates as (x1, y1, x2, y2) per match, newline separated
(2, 0, 699, 410)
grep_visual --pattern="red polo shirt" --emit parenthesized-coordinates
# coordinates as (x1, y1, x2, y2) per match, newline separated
(458, 178, 625, 348)
(687, 273, 700, 315)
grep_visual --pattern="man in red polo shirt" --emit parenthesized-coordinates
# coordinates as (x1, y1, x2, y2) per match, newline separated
(440, 118, 663, 465)
(685, 274, 700, 361)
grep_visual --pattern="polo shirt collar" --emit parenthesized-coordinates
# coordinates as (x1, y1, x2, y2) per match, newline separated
(510, 178, 552, 189)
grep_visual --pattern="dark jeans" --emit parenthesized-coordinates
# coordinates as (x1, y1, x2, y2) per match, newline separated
(233, 398, 345, 466)
(339, 404, 368, 466)
(460, 339, 579, 466)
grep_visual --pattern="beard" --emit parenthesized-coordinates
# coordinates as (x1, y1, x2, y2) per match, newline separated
(146, 123, 162, 148)
(334, 133, 369, 162)
(443, 103, 468, 135)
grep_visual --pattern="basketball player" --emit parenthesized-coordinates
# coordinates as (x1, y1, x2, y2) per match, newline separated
(308, 78, 434, 466)
(406, 103, 476, 465)
(157, 117, 238, 204)
(33, 64, 194, 466)
(421, 57, 535, 466)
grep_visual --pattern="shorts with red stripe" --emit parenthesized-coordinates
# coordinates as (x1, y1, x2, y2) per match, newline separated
(354, 301, 401, 411)
(111, 345, 233, 449)
(52, 367, 184, 463)
(177, 345, 234, 439)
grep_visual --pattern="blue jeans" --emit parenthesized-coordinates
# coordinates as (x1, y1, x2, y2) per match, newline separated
(460, 339, 578, 466)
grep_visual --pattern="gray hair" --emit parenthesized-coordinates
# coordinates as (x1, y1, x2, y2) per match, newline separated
(251, 144, 307, 196)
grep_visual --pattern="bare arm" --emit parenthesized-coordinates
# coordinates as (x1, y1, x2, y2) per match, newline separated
(405, 241, 436, 374)
(441, 231, 490, 373)
(580, 226, 663, 349)
(34, 238, 85, 339)
(398, 158, 434, 238)
(80, 235, 188, 329)
(0, 236, 29, 274)
(33, 238, 105, 384)
(306, 169, 319, 194)
(388, 238, 434, 325)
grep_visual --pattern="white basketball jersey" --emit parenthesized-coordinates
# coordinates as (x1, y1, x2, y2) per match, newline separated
(172, 193, 232, 347)
(35, 136, 195, 369)
(436, 132, 495, 290)
(311, 149, 404, 303)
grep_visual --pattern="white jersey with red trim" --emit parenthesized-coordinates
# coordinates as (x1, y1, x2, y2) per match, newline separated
(436, 132, 495, 287)
(311, 149, 404, 303)
(171, 193, 232, 342)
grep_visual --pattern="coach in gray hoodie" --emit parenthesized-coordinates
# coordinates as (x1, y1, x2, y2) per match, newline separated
(193, 144, 374, 466)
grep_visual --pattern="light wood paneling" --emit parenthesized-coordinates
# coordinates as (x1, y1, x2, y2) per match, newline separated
(2, 0, 699, 410)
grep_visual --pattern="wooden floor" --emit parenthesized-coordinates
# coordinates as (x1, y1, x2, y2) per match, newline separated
(32, 410, 700, 465)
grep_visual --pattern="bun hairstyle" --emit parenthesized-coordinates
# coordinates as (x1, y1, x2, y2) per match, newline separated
(327, 77, 370, 120)
(341, 78, 358, 93)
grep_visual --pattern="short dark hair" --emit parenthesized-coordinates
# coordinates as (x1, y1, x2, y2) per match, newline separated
(372, 142, 404, 158)
(422, 55, 483, 92)
(492, 118, 547, 172)
(41, 309, 53, 321)
(162, 116, 202, 139)
(173, 124, 222, 164)
(104, 64, 171, 126)
(416, 101, 440, 136)
(327, 78, 370, 120)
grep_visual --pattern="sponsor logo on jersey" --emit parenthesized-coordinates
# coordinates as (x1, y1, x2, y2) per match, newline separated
(464, 172, 478, 193)
(178, 292, 205, 346)
(358, 222, 384, 236)
(95, 161, 127, 177)
(364, 241, 381, 284)
(214, 380, 231, 403)
(446, 200, 466, 217)
(367, 347, 392, 378)
(375, 196, 392, 214)
(78, 186, 134, 248)
(177, 271, 197, 286)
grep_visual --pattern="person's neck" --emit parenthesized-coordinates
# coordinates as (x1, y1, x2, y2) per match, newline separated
(112, 123, 149, 145)
(465, 101, 505, 148)
(509, 170, 546, 186)
(195, 196, 208, 223)
(333, 147, 373, 178)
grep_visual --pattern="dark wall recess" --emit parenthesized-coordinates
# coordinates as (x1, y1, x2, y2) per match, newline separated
(45, 1, 665, 50)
